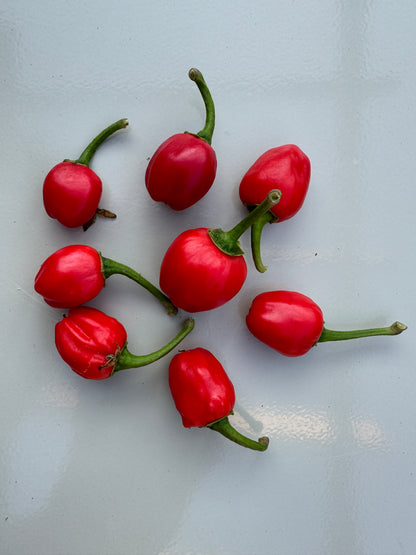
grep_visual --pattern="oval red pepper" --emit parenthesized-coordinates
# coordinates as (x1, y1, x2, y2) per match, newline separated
(34, 244, 177, 314)
(43, 119, 128, 230)
(159, 190, 282, 312)
(239, 144, 311, 272)
(145, 68, 217, 210)
(55, 306, 194, 380)
(246, 290, 407, 357)
(169, 348, 269, 451)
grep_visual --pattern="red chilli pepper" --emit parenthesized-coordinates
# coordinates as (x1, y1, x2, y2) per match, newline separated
(159, 190, 282, 312)
(34, 244, 177, 314)
(145, 68, 217, 210)
(43, 119, 128, 230)
(246, 290, 407, 357)
(55, 306, 194, 380)
(169, 348, 269, 451)
(239, 145, 311, 272)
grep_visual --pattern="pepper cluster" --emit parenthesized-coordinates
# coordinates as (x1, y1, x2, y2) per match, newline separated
(34, 68, 407, 452)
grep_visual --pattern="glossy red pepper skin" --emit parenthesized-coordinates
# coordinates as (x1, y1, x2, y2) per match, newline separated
(246, 290, 324, 357)
(246, 290, 407, 357)
(239, 144, 311, 221)
(55, 307, 195, 380)
(34, 245, 104, 309)
(43, 162, 103, 228)
(159, 228, 247, 312)
(145, 133, 217, 210)
(145, 68, 217, 211)
(55, 307, 127, 379)
(42, 119, 127, 229)
(169, 348, 235, 427)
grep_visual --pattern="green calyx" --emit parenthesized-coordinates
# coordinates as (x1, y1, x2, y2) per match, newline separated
(208, 416, 269, 451)
(188, 68, 215, 145)
(114, 318, 195, 371)
(101, 254, 178, 315)
(208, 189, 282, 257)
(72, 118, 129, 167)
(318, 321, 407, 343)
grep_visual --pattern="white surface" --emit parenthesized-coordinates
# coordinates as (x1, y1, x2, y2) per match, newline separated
(1, 1, 415, 554)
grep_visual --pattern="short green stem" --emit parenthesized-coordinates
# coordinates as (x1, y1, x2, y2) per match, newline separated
(318, 321, 407, 343)
(250, 211, 278, 273)
(208, 189, 281, 256)
(208, 416, 269, 451)
(188, 68, 215, 145)
(101, 255, 178, 315)
(114, 318, 195, 371)
(75, 118, 129, 166)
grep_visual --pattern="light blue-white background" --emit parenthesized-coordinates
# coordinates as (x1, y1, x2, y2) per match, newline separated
(1, 1, 415, 554)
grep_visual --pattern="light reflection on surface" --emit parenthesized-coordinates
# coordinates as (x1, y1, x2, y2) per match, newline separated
(233, 405, 386, 448)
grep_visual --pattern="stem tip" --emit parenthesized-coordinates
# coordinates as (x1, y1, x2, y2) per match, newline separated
(391, 321, 407, 334)
(268, 189, 282, 205)
(188, 68, 202, 82)
(258, 436, 270, 448)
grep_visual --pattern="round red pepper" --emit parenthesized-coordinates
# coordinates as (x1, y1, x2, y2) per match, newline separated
(34, 244, 177, 314)
(159, 190, 282, 312)
(169, 348, 269, 451)
(246, 290, 407, 357)
(43, 118, 128, 230)
(239, 144, 311, 272)
(55, 306, 194, 380)
(145, 68, 217, 210)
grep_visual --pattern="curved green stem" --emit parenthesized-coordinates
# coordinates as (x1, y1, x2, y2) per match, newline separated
(318, 321, 407, 343)
(114, 318, 195, 371)
(75, 118, 129, 166)
(208, 189, 281, 256)
(250, 211, 278, 273)
(188, 68, 215, 145)
(208, 416, 269, 451)
(101, 255, 178, 315)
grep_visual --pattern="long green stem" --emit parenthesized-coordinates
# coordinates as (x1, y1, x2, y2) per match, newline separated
(101, 255, 178, 315)
(208, 189, 281, 256)
(188, 68, 215, 145)
(114, 318, 195, 371)
(75, 118, 129, 166)
(250, 211, 278, 273)
(208, 416, 269, 451)
(318, 321, 407, 342)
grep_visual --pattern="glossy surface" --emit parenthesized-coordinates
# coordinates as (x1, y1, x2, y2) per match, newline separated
(145, 133, 217, 210)
(34, 245, 104, 308)
(43, 161, 102, 227)
(169, 348, 235, 428)
(239, 144, 311, 221)
(2, 1, 416, 554)
(159, 227, 247, 312)
(246, 290, 324, 356)
(55, 307, 127, 379)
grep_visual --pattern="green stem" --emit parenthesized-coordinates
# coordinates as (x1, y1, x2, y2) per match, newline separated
(115, 318, 195, 371)
(208, 416, 269, 451)
(250, 211, 278, 273)
(75, 118, 129, 166)
(188, 68, 215, 145)
(101, 255, 178, 315)
(318, 321, 407, 342)
(208, 189, 281, 256)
